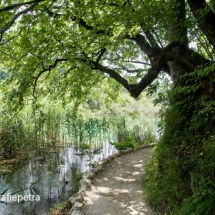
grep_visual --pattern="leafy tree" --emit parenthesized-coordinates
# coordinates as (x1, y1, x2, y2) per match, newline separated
(1, 0, 215, 213)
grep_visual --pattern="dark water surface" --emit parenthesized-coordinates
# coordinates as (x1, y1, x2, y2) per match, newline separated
(0, 141, 117, 215)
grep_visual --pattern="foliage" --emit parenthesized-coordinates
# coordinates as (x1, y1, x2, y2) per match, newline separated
(178, 195, 215, 215)
(144, 64, 215, 214)
(79, 143, 90, 152)
(110, 123, 156, 150)
(71, 170, 83, 192)
(110, 136, 139, 150)
(50, 201, 67, 212)
(0, 94, 158, 159)
(0, 0, 213, 108)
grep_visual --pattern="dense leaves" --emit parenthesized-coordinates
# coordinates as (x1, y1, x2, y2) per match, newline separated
(0, 0, 213, 108)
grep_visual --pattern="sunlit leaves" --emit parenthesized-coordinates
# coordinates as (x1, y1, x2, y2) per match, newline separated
(0, 0, 214, 110)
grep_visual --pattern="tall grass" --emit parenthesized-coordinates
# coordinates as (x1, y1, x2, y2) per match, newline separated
(0, 105, 157, 159)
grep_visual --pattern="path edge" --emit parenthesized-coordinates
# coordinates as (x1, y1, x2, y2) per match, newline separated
(66, 143, 157, 215)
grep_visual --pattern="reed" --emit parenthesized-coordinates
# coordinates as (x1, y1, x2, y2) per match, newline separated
(0, 107, 157, 159)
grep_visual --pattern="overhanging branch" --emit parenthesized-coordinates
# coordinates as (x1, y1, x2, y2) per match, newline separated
(89, 41, 210, 98)
(128, 34, 159, 62)
(0, 0, 44, 13)
(90, 60, 161, 98)
(0, 1, 42, 41)
(90, 61, 131, 90)
(33, 58, 67, 96)
(187, 0, 215, 48)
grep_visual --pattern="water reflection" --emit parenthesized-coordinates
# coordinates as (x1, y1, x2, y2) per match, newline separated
(0, 141, 117, 215)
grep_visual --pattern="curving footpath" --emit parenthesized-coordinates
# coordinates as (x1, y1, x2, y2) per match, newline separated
(68, 144, 160, 215)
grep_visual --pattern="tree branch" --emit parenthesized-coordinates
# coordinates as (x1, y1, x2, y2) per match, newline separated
(89, 41, 210, 98)
(90, 61, 131, 91)
(96, 48, 106, 63)
(71, 17, 106, 35)
(0, 0, 44, 13)
(187, 0, 215, 48)
(130, 67, 161, 98)
(0, 2, 42, 41)
(90, 60, 162, 98)
(128, 34, 159, 62)
(33, 58, 67, 96)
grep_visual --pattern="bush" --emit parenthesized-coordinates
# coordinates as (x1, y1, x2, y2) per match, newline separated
(71, 170, 83, 192)
(110, 136, 139, 150)
(79, 143, 90, 153)
(143, 81, 215, 214)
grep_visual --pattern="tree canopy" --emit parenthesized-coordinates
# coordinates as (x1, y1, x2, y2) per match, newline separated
(0, 0, 214, 108)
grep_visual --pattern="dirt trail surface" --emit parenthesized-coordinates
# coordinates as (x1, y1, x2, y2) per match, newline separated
(82, 147, 159, 215)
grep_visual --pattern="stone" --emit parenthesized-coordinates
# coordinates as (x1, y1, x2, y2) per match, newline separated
(70, 202, 83, 213)
(69, 192, 83, 204)
(80, 179, 92, 188)
(83, 171, 95, 180)
(69, 211, 84, 215)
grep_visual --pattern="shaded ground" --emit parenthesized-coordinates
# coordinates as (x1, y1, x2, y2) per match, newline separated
(82, 147, 160, 215)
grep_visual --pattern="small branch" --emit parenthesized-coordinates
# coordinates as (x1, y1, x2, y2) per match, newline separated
(0, 2, 41, 41)
(128, 34, 159, 62)
(120, 65, 146, 73)
(104, 58, 150, 66)
(188, 0, 215, 48)
(33, 58, 67, 96)
(96, 48, 106, 63)
(90, 61, 131, 90)
(72, 17, 105, 35)
(142, 26, 160, 49)
(0, 0, 44, 13)
(122, 60, 150, 65)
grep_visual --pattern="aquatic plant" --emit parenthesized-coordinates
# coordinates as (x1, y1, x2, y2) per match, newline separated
(110, 136, 139, 150)
(0, 103, 157, 160)
(71, 170, 83, 192)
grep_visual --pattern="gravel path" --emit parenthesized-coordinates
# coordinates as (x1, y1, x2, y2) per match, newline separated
(82, 147, 159, 215)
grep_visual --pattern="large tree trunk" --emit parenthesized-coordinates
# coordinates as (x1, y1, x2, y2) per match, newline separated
(167, 0, 188, 85)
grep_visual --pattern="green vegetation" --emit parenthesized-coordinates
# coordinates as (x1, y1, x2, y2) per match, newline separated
(0, 91, 158, 160)
(110, 136, 139, 150)
(79, 143, 91, 152)
(144, 65, 215, 214)
(110, 124, 156, 150)
(71, 170, 84, 192)
(1, 0, 215, 214)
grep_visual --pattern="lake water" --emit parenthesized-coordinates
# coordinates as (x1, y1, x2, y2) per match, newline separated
(0, 141, 117, 215)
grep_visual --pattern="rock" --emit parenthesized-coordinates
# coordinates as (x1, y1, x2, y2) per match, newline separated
(69, 211, 84, 215)
(69, 192, 83, 204)
(101, 158, 108, 164)
(91, 166, 102, 173)
(83, 172, 95, 180)
(79, 179, 92, 189)
(69, 202, 83, 214)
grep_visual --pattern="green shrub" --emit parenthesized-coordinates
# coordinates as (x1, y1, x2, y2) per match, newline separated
(79, 143, 91, 152)
(179, 195, 215, 215)
(143, 70, 215, 214)
(71, 170, 83, 192)
(110, 136, 139, 150)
